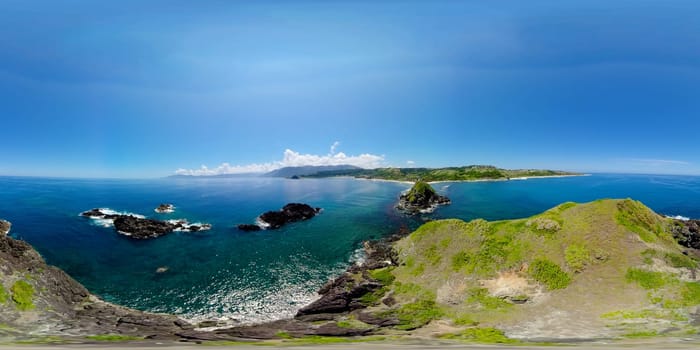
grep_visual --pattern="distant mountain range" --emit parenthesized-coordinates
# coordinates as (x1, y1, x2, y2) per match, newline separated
(263, 165, 361, 178)
(168, 165, 362, 179)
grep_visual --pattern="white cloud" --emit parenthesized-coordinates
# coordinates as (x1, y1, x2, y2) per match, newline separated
(406, 160, 416, 166)
(626, 158, 691, 166)
(175, 145, 384, 176)
(330, 141, 340, 155)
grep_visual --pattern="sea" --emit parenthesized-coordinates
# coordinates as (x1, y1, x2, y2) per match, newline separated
(1, 173, 699, 325)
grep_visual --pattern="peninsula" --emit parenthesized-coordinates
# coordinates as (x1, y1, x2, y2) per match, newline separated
(303, 165, 580, 182)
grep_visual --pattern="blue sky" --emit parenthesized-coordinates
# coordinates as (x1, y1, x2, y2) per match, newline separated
(1, 0, 699, 177)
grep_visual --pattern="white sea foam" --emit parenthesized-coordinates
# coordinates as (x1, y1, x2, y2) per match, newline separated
(349, 247, 367, 267)
(666, 214, 690, 221)
(81, 208, 145, 228)
(255, 217, 271, 229)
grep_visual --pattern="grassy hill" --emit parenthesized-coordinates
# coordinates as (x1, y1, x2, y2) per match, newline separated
(351, 199, 700, 341)
(304, 165, 579, 182)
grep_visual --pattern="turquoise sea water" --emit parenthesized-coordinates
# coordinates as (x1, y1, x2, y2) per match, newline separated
(1, 174, 699, 324)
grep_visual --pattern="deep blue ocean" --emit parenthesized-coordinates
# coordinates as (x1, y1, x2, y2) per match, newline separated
(1, 173, 699, 325)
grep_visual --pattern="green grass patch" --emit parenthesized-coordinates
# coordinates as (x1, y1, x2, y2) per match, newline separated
(623, 330, 658, 338)
(466, 288, 511, 310)
(424, 244, 442, 265)
(358, 287, 387, 306)
(565, 244, 590, 272)
(451, 251, 471, 272)
(275, 331, 292, 339)
(529, 259, 571, 290)
(336, 318, 371, 330)
(0, 284, 8, 304)
(625, 268, 668, 290)
(452, 315, 479, 326)
(615, 199, 665, 243)
(681, 282, 700, 306)
(440, 327, 518, 344)
(11, 280, 35, 311)
(86, 334, 143, 342)
(394, 299, 444, 330)
(368, 267, 395, 285)
(665, 253, 698, 269)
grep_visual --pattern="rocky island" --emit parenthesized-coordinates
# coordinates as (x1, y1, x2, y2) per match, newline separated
(238, 203, 321, 231)
(81, 208, 211, 239)
(396, 181, 451, 214)
(155, 203, 175, 213)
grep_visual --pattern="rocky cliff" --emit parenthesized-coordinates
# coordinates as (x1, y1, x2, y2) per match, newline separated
(0, 221, 192, 341)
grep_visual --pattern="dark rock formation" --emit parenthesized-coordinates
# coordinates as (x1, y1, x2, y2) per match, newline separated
(0, 219, 192, 339)
(155, 203, 175, 213)
(81, 209, 211, 239)
(670, 219, 700, 249)
(396, 181, 450, 214)
(238, 203, 321, 231)
(296, 237, 399, 317)
(0, 219, 10, 236)
(237, 224, 261, 232)
(113, 216, 175, 239)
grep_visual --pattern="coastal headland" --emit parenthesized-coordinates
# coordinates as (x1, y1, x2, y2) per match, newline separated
(1, 188, 699, 346)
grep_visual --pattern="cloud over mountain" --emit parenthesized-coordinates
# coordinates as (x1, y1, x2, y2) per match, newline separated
(175, 147, 384, 176)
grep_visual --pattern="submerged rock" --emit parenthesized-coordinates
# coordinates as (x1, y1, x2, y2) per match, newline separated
(238, 203, 321, 231)
(0, 219, 10, 236)
(155, 203, 175, 213)
(237, 224, 262, 232)
(396, 181, 450, 214)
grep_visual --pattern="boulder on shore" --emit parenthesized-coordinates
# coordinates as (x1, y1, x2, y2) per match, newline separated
(0, 219, 11, 236)
(237, 203, 321, 231)
(669, 218, 700, 249)
(396, 181, 450, 214)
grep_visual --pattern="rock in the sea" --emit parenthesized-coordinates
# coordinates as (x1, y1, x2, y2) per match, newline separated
(155, 203, 175, 213)
(237, 224, 262, 232)
(114, 216, 175, 239)
(0, 219, 11, 236)
(670, 219, 700, 249)
(82, 208, 210, 239)
(239, 203, 321, 231)
(396, 181, 450, 214)
(156, 266, 169, 274)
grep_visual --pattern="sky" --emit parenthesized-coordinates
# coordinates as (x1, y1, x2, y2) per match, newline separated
(1, 0, 699, 178)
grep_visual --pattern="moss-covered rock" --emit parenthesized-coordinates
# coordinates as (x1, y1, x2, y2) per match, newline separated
(396, 181, 450, 214)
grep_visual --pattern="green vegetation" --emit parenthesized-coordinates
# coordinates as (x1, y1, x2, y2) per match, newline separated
(275, 331, 293, 339)
(625, 268, 669, 290)
(615, 199, 672, 243)
(529, 259, 571, 290)
(86, 334, 143, 342)
(394, 299, 444, 330)
(665, 252, 698, 268)
(452, 315, 478, 326)
(467, 288, 511, 310)
(405, 181, 436, 203)
(10, 280, 34, 311)
(564, 244, 590, 272)
(439, 327, 518, 344)
(0, 284, 8, 304)
(681, 282, 700, 306)
(623, 330, 658, 338)
(368, 267, 395, 285)
(305, 165, 578, 182)
(336, 317, 371, 330)
(358, 287, 387, 306)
